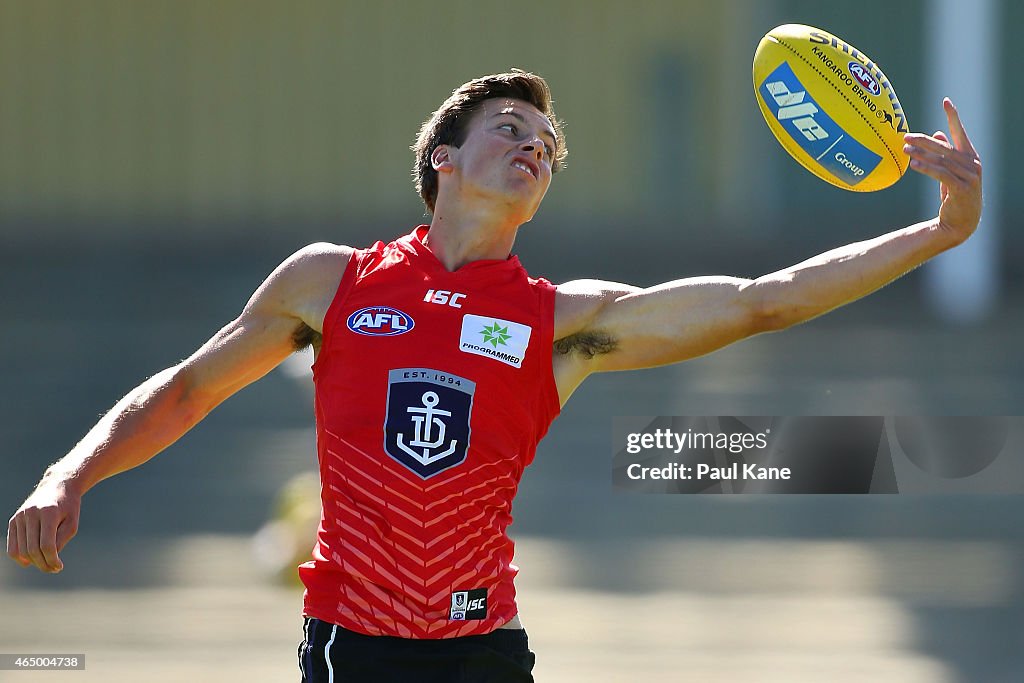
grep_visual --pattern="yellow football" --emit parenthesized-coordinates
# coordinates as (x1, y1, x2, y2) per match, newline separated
(753, 24, 909, 192)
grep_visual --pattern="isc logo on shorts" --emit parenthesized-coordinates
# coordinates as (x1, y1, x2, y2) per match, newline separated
(450, 588, 487, 620)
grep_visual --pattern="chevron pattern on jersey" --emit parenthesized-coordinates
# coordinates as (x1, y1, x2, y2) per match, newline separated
(317, 427, 519, 638)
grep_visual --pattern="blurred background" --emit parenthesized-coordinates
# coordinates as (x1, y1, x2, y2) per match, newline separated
(1, 0, 1022, 681)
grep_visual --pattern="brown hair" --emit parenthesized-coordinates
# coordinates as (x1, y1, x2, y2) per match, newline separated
(411, 69, 567, 214)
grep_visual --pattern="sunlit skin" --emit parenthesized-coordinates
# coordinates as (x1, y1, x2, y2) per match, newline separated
(9, 93, 981, 589)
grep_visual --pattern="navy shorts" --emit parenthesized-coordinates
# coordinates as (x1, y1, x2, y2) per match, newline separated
(298, 617, 536, 682)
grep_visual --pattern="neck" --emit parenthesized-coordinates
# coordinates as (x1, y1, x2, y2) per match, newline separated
(425, 201, 522, 271)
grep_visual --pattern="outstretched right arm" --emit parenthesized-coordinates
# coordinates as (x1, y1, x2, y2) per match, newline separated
(7, 243, 351, 573)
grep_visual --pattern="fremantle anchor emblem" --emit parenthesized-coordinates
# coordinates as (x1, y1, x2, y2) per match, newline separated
(396, 391, 458, 464)
(385, 369, 475, 478)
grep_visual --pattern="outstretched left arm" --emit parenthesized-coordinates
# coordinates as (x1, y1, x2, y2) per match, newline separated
(553, 99, 981, 396)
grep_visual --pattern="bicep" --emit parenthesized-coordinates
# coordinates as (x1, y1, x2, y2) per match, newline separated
(567, 276, 763, 373)
(176, 308, 302, 411)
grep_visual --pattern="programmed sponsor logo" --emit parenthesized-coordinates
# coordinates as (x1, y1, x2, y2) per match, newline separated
(847, 62, 881, 96)
(759, 61, 883, 186)
(346, 306, 415, 336)
(459, 314, 532, 368)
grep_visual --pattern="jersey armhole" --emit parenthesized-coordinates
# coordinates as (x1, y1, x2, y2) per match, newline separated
(535, 278, 561, 424)
(311, 248, 365, 377)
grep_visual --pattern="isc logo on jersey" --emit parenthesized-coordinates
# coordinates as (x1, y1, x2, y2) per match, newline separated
(347, 306, 415, 336)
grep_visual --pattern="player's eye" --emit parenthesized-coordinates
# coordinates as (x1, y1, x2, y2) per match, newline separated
(499, 123, 517, 135)
(543, 145, 554, 160)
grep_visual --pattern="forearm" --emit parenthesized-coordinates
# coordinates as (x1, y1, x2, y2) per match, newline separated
(42, 365, 210, 496)
(750, 218, 958, 329)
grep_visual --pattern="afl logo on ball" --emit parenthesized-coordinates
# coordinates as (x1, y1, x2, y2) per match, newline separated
(347, 306, 415, 336)
(847, 62, 881, 96)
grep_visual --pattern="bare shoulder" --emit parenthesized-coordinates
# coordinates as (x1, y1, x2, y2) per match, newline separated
(553, 279, 639, 349)
(252, 242, 354, 336)
(551, 279, 640, 404)
(279, 242, 353, 278)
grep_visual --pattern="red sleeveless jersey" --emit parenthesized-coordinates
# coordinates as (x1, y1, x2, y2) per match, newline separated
(299, 226, 560, 639)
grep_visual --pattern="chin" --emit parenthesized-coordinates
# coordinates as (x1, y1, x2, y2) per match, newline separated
(511, 188, 547, 220)
(473, 184, 544, 225)
(512, 200, 543, 226)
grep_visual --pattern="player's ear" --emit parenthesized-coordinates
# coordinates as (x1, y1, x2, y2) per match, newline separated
(431, 145, 455, 174)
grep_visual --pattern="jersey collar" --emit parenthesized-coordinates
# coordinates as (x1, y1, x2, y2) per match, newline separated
(399, 225, 525, 275)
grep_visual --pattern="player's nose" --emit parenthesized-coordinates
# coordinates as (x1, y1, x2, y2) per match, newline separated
(519, 136, 545, 161)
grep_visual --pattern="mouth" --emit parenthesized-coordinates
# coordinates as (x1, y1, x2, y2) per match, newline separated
(511, 159, 538, 179)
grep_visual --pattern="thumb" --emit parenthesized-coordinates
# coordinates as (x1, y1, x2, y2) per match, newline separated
(55, 514, 79, 553)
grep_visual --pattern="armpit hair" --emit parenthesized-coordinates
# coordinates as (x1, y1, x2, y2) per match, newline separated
(553, 330, 618, 359)
(291, 322, 321, 352)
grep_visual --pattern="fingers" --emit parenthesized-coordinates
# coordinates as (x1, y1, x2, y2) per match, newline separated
(9, 506, 66, 573)
(903, 107, 981, 189)
(15, 514, 31, 568)
(903, 99, 981, 175)
(903, 133, 956, 158)
(943, 98, 978, 156)
(38, 512, 65, 572)
(903, 139, 978, 186)
(7, 515, 30, 567)
(905, 154, 975, 195)
(23, 509, 45, 571)
(902, 99, 981, 189)
(932, 132, 951, 202)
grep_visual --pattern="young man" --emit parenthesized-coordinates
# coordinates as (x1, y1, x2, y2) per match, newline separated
(8, 70, 982, 682)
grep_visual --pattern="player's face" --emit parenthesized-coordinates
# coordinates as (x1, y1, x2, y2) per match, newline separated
(448, 98, 557, 221)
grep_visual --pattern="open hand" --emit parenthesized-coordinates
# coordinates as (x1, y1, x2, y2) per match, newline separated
(903, 98, 983, 244)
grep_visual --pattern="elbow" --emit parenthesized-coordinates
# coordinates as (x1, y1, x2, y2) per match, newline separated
(165, 364, 218, 428)
(752, 306, 797, 333)
(742, 281, 796, 334)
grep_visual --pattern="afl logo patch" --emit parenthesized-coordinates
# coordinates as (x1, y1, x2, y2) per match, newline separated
(847, 61, 881, 96)
(347, 306, 415, 336)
